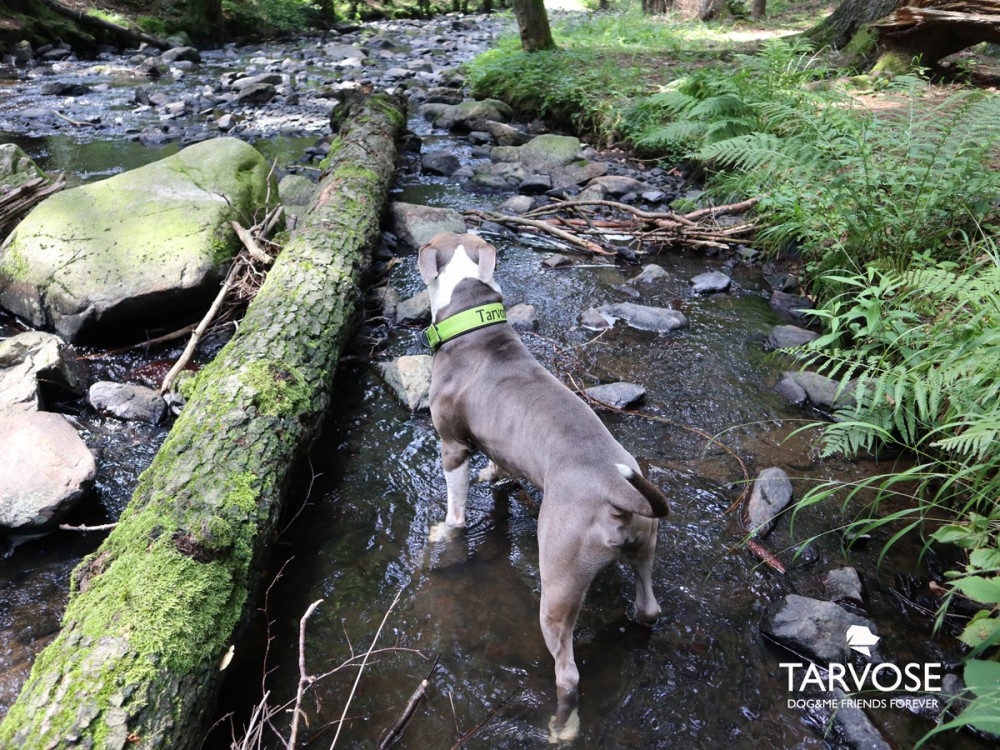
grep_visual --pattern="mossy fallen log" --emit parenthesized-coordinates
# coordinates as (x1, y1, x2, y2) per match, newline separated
(0, 91, 406, 750)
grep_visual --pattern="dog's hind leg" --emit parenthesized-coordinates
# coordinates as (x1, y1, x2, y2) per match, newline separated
(629, 524, 661, 623)
(441, 440, 471, 528)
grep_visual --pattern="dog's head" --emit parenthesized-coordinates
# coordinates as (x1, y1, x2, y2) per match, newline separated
(418, 232, 501, 321)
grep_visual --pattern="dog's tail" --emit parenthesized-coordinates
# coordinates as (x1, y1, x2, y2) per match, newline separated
(613, 464, 669, 518)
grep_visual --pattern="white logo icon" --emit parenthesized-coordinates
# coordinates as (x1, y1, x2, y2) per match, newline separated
(845, 625, 880, 657)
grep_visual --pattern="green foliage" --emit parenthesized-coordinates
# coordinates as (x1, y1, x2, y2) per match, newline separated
(223, 0, 319, 34)
(624, 37, 826, 158)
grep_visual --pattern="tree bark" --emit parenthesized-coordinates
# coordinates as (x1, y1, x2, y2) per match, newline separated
(0, 92, 406, 750)
(806, 0, 902, 49)
(873, 1, 1000, 67)
(512, 0, 556, 51)
(751, 0, 766, 20)
(642, 0, 670, 14)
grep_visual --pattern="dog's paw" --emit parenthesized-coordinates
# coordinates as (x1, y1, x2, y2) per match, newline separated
(547, 709, 580, 744)
(429, 521, 464, 543)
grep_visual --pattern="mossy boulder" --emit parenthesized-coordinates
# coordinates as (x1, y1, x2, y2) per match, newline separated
(491, 134, 584, 173)
(0, 143, 49, 191)
(0, 137, 277, 343)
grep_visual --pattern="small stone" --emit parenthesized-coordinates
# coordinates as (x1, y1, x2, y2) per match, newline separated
(641, 190, 666, 203)
(88, 382, 166, 424)
(690, 271, 731, 294)
(389, 202, 466, 250)
(497, 195, 534, 215)
(518, 173, 552, 194)
(629, 264, 670, 286)
(468, 131, 493, 146)
(784, 371, 856, 410)
(766, 325, 818, 350)
(586, 175, 650, 197)
(824, 567, 864, 604)
(235, 83, 277, 105)
(507, 303, 538, 332)
(421, 151, 461, 176)
(746, 467, 793, 537)
(579, 307, 612, 330)
(378, 355, 432, 411)
(542, 254, 572, 269)
(160, 46, 201, 64)
(394, 290, 431, 325)
(770, 290, 814, 319)
(584, 382, 645, 409)
(775, 375, 808, 405)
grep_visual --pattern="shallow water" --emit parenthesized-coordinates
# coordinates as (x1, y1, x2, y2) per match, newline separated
(0, 16, 987, 750)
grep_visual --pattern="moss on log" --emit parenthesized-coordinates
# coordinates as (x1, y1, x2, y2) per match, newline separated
(0, 91, 406, 750)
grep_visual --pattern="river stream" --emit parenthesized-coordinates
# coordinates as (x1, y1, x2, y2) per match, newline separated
(0, 13, 989, 750)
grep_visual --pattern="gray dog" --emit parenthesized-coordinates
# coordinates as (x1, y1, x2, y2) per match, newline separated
(418, 232, 668, 741)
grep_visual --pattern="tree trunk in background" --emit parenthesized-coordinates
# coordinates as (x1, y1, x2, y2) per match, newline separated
(752, 0, 766, 20)
(186, 0, 225, 42)
(0, 92, 406, 750)
(512, 0, 556, 51)
(806, 0, 902, 49)
(675, 0, 725, 20)
(873, 1, 1000, 67)
(642, 0, 670, 14)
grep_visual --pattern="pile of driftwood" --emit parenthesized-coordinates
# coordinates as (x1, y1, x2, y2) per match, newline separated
(0, 175, 66, 239)
(465, 196, 757, 258)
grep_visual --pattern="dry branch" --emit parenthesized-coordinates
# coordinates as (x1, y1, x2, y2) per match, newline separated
(0, 175, 66, 237)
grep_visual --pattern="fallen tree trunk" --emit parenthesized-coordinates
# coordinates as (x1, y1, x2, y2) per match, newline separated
(873, 1, 1000, 67)
(37, 0, 173, 49)
(0, 91, 406, 750)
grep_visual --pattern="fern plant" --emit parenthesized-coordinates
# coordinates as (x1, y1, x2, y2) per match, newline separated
(703, 79, 1000, 272)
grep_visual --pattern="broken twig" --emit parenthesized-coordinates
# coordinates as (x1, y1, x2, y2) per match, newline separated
(377, 654, 440, 749)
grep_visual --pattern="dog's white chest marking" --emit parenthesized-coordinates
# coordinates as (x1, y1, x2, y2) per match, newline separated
(428, 244, 501, 318)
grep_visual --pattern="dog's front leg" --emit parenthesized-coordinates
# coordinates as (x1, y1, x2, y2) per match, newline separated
(443, 448, 470, 528)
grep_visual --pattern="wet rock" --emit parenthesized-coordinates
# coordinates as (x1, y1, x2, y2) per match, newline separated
(88, 382, 166, 424)
(690, 271, 731, 294)
(0, 411, 96, 531)
(324, 44, 367, 62)
(779, 371, 855, 410)
(579, 307, 612, 330)
(430, 99, 513, 131)
(767, 324, 818, 350)
(829, 688, 893, 750)
(746, 467, 793, 537)
(770, 290, 814, 319)
(775, 375, 807, 405)
(497, 195, 534, 215)
(542, 254, 572, 269)
(378, 355, 432, 411)
(596, 302, 688, 333)
(395, 290, 431, 325)
(0, 138, 277, 342)
(278, 174, 315, 207)
(628, 264, 670, 287)
(388, 202, 466, 250)
(507, 303, 538, 331)
(39, 81, 91, 97)
(642, 190, 666, 203)
(235, 83, 277, 105)
(468, 131, 493, 146)
(765, 272, 800, 293)
(0, 331, 83, 416)
(0, 144, 50, 191)
(484, 120, 530, 146)
(464, 172, 513, 193)
(764, 595, 878, 664)
(161, 46, 201, 64)
(426, 87, 464, 105)
(586, 175, 650, 197)
(231, 73, 283, 91)
(519, 173, 552, 194)
(550, 161, 608, 190)
(421, 151, 461, 176)
(824, 567, 864, 604)
(13, 40, 34, 64)
(492, 134, 583, 173)
(584, 382, 645, 409)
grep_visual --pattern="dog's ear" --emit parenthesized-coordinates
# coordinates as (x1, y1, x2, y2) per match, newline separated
(473, 239, 496, 282)
(418, 244, 440, 283)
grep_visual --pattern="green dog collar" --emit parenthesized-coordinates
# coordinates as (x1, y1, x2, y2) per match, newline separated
(420, 302, 507, 351)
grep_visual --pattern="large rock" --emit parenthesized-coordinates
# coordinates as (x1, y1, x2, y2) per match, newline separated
(778, 371, 856, 410)
(0, 330, 82, 416)
(388, 202, 466, 250)
(491, 134, 583, 173)
(428, 99, 513, 131)
(595, 302, 688, 333)
(0, 138, 277, 342)
(584, 382, 645, 409)
(378, 355, 432, 411)
(0, 411, 96, 531)
(764, 595, 878, 664)
(0, 144, 49, 191)
(766, 324, 818, 349)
